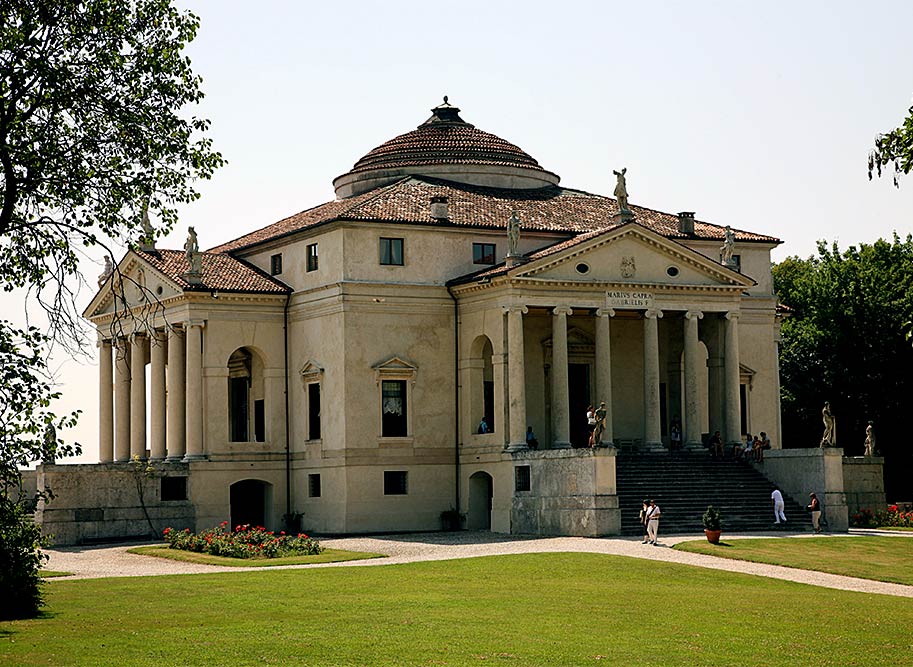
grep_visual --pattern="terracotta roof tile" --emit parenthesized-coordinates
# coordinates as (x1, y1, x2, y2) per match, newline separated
(136, 249, 289, 294)
(211, 176, 780, 254)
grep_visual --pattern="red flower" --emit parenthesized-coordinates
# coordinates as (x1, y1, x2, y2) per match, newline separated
(163, 528, 171, 535)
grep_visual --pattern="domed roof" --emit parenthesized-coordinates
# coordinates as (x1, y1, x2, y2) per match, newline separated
(333, 98, 559, 198)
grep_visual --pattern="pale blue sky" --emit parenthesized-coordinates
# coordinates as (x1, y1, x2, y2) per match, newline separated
(10, 0, 913, 460)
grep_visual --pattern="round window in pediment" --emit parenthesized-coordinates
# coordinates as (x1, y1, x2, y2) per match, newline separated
(666, 266, 680, 277)
(575, 263, 590, 275)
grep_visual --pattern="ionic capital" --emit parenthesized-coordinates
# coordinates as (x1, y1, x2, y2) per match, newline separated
(552, 305, 573, 317)
(645, 309, 663, 320)
(725, 311, 741, 321)
(502, 304, 529, 316)
(596, 308, 616, 318)
(685, 310, 704, 321)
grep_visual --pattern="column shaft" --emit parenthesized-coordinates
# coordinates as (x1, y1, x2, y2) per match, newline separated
(184, 321, 205, 460)
(166, 326, 186, 460)
(114, 339, 131, 462)
(130, 334, 147, 459)
(98, 339, 114, 463)
(595, 309, 614, 444)
(149, 330, 167, 460)
(506, 306, 528, 452)
(724, 312, 742, 445)
(643, 310, 663, 446)
(550, 306, 572, 448)
(683, 311, 704, 446)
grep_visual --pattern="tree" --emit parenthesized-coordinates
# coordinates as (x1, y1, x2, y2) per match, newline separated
(0, 0, 223, 618)
(773, 236, 913, 500)
(868, 103, 913, 187)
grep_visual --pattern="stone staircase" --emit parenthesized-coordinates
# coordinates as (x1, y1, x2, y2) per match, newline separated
(616, 451, 809, 535)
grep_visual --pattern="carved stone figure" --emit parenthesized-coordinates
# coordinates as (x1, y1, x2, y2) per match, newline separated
(620, 256, 636, 279)
(507, 210, 521, 256)
(184, 226, 202, 275)
(593, 401, 607, 446)
(140, 202, 155, 249)
(864, 421, 876, 457)
(98, 255, 114, 287)
(720, 226, 736, 266)
(42, 423, 57, 463)
(613, 167, 629, 213)
(820, 401, 836, 447)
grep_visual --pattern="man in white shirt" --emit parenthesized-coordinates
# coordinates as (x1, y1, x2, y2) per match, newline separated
(771, 487, 787, 524)
(646, 499, 661, 545)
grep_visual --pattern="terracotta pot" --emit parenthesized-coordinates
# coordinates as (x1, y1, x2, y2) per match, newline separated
(704, 529, 722, 544)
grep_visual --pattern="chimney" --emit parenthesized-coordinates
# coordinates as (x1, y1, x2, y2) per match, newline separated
(430, 196, 449, 220)
(677, 211, 695, 234)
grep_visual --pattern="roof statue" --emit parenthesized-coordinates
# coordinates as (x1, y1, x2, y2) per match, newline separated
(507, 210, 522, 256)
(720, 225, 736, 266)
(139, 201, 156, 252)
(97, 255, 114, 288)
(613, 168, 629, 212)
(183, 226, 203, 282)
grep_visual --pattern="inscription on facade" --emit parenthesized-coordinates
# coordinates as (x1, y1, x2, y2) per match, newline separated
(606, 290, 654, 309)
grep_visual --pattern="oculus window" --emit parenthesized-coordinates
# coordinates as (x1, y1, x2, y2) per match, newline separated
(380, 237, 404, 266)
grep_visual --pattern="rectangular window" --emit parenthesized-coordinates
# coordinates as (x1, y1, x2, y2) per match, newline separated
(732, 254, 742, 272)
(161, 477, 187, 501)
(308, 473, 321, 498)
(384, 470, 408, 495)
(473, 243, 496, 265)
(270, 253, 283, 276)
(515, 465, 531, 492)
(379, 237, 404, 266)
(254, 399, 265, 442)
(308, 383, 321, 440)
(381, 380, 407, 437)
(306, 243, 319, 272)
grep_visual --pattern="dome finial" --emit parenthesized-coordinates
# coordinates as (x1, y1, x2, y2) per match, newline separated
(443, 95, 448, 104)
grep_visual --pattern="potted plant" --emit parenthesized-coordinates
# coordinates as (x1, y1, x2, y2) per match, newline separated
(702, 505, 723, 544)
(440, 508, 465, 531)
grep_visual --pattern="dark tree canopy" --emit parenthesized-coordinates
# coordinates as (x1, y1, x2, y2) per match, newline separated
(868, 103, 913, 187)
(773, 236, 913, 499)
(0, 0, 222, 618)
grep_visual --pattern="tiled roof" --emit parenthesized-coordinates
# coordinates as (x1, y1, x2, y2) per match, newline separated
(210, 175, 780, 254)
(136, 249, 289, 293)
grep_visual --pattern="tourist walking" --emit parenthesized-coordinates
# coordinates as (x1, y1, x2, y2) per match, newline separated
(646, 499, 662, 545)
(807, 492, 822, 533)
(639, 500, 650, 544)
(771, 486, 787, 525)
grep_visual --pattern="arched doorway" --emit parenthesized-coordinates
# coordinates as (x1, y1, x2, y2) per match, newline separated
(467, 472, 493, 530)
(230, 479, 271, 529)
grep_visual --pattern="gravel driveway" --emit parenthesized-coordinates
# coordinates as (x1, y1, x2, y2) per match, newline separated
(43, 529, 913, 598)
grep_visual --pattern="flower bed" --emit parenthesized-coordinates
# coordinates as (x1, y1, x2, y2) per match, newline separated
(163, 522, 322, 559)
(850, 505, 913, 529)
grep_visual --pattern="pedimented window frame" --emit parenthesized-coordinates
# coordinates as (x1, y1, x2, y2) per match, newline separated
(300, 360, 324, 443)
(373, 356, 417, 443)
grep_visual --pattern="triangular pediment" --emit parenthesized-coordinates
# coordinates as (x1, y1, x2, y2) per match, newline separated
(83, 251, 184, 320)
(372, 356, 418, 372)
(513, 223, 753, 288)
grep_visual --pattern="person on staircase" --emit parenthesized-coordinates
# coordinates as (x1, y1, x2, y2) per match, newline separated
(709, 430, 724, 458)
(771, 486, 787, 525)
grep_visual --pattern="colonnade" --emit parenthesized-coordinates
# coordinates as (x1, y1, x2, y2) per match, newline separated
(97, 321, 205, 463)
(504, 306, 742, 451)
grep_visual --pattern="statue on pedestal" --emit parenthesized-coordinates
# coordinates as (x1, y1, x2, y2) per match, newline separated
(42, 423, 57, 464)
(507, 210, 521, 256)
(139, 202, 155, 251)
(593, 401, 608, 446)
(613, 167, 630, 213)
(864, 421, 876, 457)
(184, 226, 202, 275)
(98, 255, 114, 287)
(720, 226, 736, 266)
(820, 401, 836, 447)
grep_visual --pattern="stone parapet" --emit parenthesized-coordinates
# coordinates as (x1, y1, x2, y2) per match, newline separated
(842, 456, 886, 516)
(761, 448, 849, 531)
(510, 448, 620, 537)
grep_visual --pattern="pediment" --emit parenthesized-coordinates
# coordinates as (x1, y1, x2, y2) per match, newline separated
(514, 224, 753, 288)
(372, 356, 418, 384)
(83, 251, 183, 320)
(300, 359, 325, 382)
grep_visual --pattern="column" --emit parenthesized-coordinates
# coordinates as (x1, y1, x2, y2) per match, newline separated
(149, 329, 167, 460)
(595, 308, 614, 445)
(166, 325, 186, 461)
(98, 338, 114, 463)
(683, 310, 704, 447)
(724, 312, 741, 445)
(184, 320, 205, 460)
(643, 309, 663, 446)
(130, 333, 147, 459)
(505, 305, 528, 452)
(114, 338, 131, 462)
(550, 305, 572, 449)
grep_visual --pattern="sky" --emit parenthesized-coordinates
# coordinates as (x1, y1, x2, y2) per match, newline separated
(8, 0, 913, 461)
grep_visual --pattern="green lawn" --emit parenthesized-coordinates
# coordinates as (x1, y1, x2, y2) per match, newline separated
(675, 535, 913, 585)
(37, 570, 72, 579)
(127, 545, 383, 567)
(3, 553, 912, 666)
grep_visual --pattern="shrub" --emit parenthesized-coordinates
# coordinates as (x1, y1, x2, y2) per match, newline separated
(850, 505, 913, 528)
(0, 495, 49, 620)
(163, 522, 322, 559)
(702, 505, 723, 531)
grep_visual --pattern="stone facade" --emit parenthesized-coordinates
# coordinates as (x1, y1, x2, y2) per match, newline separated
(842, 456, 886, 516)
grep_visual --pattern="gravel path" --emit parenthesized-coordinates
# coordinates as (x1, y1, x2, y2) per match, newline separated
(44, 530, 913, 598)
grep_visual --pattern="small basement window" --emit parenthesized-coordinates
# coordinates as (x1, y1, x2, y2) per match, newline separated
(161, 477, 187, 501)
(308, 474, 321, 498)
(384, 470, 408, 495)
(515, 465, 531, 492)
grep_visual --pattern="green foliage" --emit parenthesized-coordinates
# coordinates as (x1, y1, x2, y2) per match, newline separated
(0, 494, 49, 620)
(851, 505, 913, 529)
(773, 236, 913, 498)
(869, 103, 913, 187)
(701, 505, 722, 531)
(163, 522, 323, 559)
